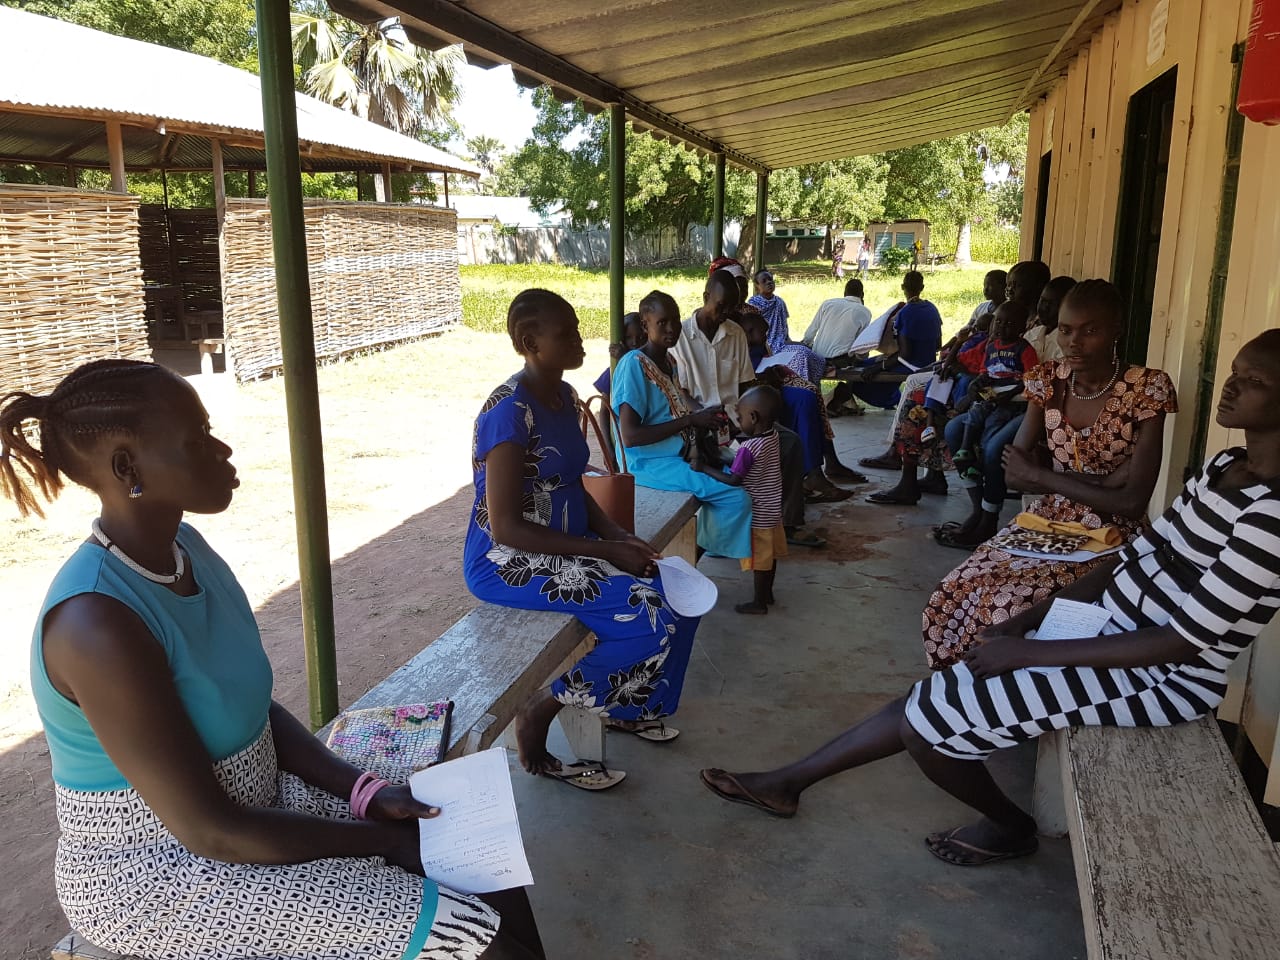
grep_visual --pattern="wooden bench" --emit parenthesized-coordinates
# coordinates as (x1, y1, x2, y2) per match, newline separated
(1033, 719, 1280, 959)
(52, 484, 700, 960)
(192, 338, 224, 376)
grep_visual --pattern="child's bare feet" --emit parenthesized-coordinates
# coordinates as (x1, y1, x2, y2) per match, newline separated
(735, 601, 768, 615)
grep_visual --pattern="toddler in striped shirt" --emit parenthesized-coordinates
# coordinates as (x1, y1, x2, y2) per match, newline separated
(696, 385, 787, 614)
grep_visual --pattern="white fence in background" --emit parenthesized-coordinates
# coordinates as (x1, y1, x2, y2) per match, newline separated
(459, 221, 741, 266)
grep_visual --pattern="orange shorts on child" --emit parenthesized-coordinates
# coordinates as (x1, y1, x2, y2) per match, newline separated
(741, 523, 788, 572)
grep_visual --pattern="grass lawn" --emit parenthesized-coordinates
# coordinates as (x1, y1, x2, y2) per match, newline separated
(460, 260, 1004, 344)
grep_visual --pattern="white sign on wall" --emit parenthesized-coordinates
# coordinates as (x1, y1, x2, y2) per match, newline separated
(1147, 0, 1170, 66)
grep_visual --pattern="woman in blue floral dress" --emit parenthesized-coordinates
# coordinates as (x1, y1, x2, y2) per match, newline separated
(464, 289, 701, 790)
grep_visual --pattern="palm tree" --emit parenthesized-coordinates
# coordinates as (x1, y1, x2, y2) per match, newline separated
(465, 135, 504, 177)
(290, 10, 461, 136)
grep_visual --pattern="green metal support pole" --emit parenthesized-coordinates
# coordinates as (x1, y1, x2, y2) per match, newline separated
(255, 0, 339, 730)
(754, 170, 769, 275)
(712, 152, 725, 259)
(609, 104, 625, 355)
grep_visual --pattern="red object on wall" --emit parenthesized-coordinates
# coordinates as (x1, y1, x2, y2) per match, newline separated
(1239, 0, 1280, 124)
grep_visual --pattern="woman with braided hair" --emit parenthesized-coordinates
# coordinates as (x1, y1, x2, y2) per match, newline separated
(1, 360, 545, 960)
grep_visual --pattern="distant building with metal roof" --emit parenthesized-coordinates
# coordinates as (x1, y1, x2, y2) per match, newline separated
(0, 6, 480, 176)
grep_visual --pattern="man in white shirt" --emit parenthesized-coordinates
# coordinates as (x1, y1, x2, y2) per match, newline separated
(671, 271, 755, 430)
(801, 278, 873, 361)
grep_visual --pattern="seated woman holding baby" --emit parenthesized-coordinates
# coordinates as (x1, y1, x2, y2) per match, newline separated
(611, 289, 753, 561)
(920, 279, 1177, 671)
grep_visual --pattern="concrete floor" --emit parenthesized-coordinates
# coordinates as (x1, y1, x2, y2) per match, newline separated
(509, 409, 1086, 960)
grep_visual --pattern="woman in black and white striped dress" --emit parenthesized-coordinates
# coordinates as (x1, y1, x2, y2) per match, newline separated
(702, 331, 1280, 866)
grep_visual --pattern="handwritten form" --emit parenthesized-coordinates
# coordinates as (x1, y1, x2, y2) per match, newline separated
(1025, 599, 1113, 673)
(408, 747, 533, 894)
(1031, 599, 1113, 641)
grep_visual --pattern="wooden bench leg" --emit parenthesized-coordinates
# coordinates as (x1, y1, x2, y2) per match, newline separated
(558, 707, 606, 764)
(671, 516, 698, 565)
(1033, 730, 1068, 838)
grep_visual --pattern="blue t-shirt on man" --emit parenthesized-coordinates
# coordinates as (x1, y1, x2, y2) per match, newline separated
(894, 299, 943, 369)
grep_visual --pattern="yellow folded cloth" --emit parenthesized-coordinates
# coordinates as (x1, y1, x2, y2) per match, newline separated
(1013, 512, 1123, 552)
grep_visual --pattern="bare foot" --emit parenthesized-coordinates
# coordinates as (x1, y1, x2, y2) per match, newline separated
(700, 768, 799, 818)
(735, 601, 768, 615)
(514, 695, 563, 776)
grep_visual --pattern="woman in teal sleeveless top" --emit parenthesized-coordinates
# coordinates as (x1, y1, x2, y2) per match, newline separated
(3, 360, 544, 960)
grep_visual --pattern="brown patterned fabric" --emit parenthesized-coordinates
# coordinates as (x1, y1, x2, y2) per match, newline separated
(921, 363, 1178, 670)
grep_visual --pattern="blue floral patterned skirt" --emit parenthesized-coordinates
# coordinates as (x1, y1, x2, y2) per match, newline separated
(466, 544, 700, 721)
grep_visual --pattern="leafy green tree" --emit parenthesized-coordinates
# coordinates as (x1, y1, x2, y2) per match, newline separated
(881, 114, 1028, 263)
(2, 0, 259, 71)
(290, 7, 461, 136)
(505, 89, 755, 234)
(768, 156, 888, 232)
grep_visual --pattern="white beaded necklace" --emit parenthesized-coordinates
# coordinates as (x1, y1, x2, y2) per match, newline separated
(90, 519, 184, 585)
(1070, 360, 1122, 401)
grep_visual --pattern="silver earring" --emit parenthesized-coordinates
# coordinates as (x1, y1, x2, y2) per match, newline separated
(128, 483, 143, 499)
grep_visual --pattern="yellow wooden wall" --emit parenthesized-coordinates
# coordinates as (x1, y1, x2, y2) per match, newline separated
(1021, 0, 1280, 802)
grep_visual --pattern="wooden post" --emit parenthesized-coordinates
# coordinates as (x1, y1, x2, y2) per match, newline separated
(64, 165, 77, 188)
(443, 171, 450, 208)
(379, 161, 393, 202)
(211, 140, 228, 330)
(105, 120, 126, 193)
(608, 104, 625, 356)
(248, 170, 258, 199)
(753, 171, 769, 275)
(712, 152, 725, 258)
(255, 0, 338, 727)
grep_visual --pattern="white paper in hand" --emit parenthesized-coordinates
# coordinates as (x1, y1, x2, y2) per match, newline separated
(1025, 599, 1113, 674)
(408, 747, 533, 894)
(1031, 599, 1113, 641)
(655, 556, 718, 616)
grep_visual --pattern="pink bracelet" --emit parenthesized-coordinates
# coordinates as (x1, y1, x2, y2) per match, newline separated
(349, 772, 390, 819)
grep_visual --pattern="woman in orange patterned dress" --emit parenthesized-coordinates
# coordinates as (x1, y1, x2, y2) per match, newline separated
(922, 281, 1178, 670)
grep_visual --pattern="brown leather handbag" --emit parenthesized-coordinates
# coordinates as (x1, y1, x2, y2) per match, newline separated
(579, 394, 635, 534)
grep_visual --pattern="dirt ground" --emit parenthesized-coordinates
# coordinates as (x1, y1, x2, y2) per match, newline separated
(0, 328, 624, 957)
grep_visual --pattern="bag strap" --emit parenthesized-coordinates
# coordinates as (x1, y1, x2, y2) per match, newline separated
(579, 394, 628, 475)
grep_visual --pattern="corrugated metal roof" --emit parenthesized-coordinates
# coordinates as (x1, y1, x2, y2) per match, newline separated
(0, 7, 480, 176)
(332, 0, 1120, 171)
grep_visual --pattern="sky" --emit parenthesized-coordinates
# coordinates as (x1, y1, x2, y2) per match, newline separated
(455, 64, 537, 150)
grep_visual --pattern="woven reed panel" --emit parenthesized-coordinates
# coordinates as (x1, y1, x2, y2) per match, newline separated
(136, 204, 173, 285)
(0, 184, 149, 396)
(222, 198, 460, 382)
(167, 209, 221, 313)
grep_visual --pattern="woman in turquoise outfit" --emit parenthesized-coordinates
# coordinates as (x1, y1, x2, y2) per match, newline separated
(612, 290, 753, 560)
(1, 359, 543, 960)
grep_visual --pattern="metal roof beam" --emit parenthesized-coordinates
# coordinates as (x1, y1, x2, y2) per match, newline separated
(328, 0, 770, 173)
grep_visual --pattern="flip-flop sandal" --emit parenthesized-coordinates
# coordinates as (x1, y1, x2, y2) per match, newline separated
(858, 455, 902, 470)
(866, 490, 920, 506)
(605, 719, 680, 742)
(542, 761, 627, 791)
(934, 528, 982, 551)
(925, 827, 1038, 866)
(827, 469, 870, 484)
(805, 487, 853, 503)
(786, 531, 826, 548)
(931, 520, 966, 535)
(699, 769, 795, 819)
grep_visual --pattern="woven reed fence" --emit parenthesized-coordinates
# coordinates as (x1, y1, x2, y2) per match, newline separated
(0, 184, 149, 396)
(222, 199, 460, 382)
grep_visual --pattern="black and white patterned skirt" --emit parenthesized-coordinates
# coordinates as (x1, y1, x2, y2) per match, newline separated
(53, 727, 498, 959)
